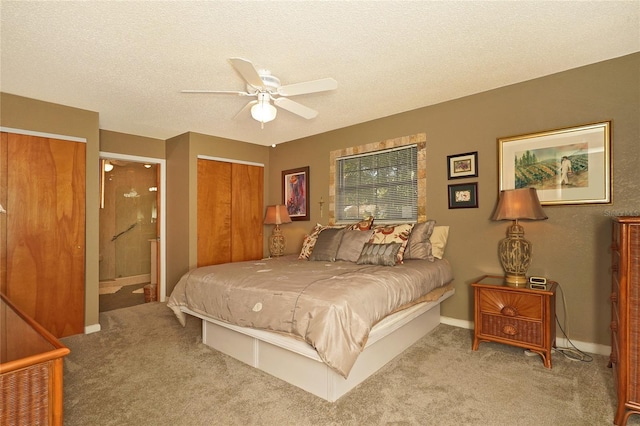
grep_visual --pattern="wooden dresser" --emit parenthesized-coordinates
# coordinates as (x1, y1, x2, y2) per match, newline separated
(0, 293, 70, 425)
(610, 217, 640, 425)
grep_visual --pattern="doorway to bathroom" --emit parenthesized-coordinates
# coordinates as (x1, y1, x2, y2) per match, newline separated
(98, 153, 166, 312)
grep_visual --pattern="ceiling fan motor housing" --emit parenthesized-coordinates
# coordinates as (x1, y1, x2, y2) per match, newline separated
(246, 71, 281, 93)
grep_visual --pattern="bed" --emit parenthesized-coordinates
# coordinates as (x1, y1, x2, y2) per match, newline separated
(167, 222, 453, 401)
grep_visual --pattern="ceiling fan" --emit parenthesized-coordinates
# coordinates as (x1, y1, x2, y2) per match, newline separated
(181, 58, 337, 127)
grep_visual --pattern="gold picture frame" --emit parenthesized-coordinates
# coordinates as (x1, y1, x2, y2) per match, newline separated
(498, 121, 611, 205)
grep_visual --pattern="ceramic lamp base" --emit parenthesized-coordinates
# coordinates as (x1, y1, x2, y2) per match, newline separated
(269, 225, 285, 257)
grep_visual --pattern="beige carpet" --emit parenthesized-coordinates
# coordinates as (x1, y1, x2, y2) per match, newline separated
(61, 302, 639, 426)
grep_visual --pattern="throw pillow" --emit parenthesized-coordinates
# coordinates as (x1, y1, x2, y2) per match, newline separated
(298, 223, 325, 260)
(346, 216, 374, 231)
(309, 228, 345, 262)
(430, 226, 450, 259)
(368, 223, 415, 264)
(336, 230, 375, 262)
(404, 220, 436, 261)
(356, 242, 402, 267)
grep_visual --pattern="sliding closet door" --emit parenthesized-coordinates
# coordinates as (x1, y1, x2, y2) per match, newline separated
(197, 158, 263, 267)
(197, 159, 232, 266)
(230, 162, 263, 262)
(2, 132, 85, 338)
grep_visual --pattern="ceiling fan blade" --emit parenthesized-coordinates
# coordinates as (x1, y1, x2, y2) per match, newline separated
(273, 97, 318, 119)
(228, 57, 265, 90)
(277, 78, 337, 97)
(233, 100, 257, 119)
(181, 90, 253, 96)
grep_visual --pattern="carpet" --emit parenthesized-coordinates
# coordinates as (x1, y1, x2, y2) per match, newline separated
(61, 302, 639, 426)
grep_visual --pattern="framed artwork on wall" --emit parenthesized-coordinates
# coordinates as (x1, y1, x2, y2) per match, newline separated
(447, 151, 478, 179)
(282, 166, 310, 221)
(498, 121, 611, 205)
(448, 182, 478, 209)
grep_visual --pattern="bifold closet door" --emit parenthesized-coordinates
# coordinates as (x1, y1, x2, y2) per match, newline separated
(197, 159, 232, 266)
(230, 162, 263, 262)
(197, 159, 263, 267)
(1, 132, 85, 338)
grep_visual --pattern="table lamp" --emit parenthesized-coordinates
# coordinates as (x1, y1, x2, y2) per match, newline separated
(264, 205, 292, 257)
(491, 188, 547, 286)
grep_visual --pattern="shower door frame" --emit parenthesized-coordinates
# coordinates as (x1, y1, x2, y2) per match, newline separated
(99, 151, 167, 302)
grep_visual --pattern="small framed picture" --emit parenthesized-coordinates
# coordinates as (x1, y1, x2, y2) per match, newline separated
(447, 151, 478, 180)
(282, 166, 309, 221)
(448, 182, 478, 209)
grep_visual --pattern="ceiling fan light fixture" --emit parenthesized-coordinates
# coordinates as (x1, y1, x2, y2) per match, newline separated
(251, 93, 277, 123)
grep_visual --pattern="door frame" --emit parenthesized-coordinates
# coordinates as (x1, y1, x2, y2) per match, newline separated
(100, 151, 167, 302)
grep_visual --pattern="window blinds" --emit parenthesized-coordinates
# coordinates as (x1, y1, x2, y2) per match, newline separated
(336, 145, 418, 222)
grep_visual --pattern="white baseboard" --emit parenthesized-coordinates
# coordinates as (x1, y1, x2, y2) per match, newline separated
(439, 316, 611, 357)
(556, 337, 610, 356)
(85, 323, 101, 334)
(441, 316, 473, 329)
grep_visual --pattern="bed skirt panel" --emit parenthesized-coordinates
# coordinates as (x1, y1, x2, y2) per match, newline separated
(184, 288, 454, 401)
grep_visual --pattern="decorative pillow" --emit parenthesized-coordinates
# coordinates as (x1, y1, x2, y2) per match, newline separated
(404, 220, 436, 261)
(356, 242, 402, 267)
(309, 228, 345, 262)
(298, 223, 325, 260)
(336, 230, 374, 262)
(346, 216, 374, 231)
(430, 226, 450, 259)
(368, 223, 415, 264)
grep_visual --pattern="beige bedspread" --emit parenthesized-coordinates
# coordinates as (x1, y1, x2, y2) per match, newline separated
(167, 255, 453, 378)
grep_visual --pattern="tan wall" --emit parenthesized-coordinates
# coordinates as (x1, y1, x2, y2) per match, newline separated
(0, 92, 101, 330)
(100, 129, 165, 158)
(165, 132, 270, 294)
(268, 53, 640, 346)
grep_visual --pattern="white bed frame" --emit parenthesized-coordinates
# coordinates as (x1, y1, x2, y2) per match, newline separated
(181, 288, 454, 402)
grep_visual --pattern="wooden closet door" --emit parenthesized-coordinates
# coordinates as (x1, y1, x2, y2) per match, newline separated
(2, 132, 85, 338)
(197, 159, 232, 266)
(197, 159, 263, 267)
(230, 162, 263, 262)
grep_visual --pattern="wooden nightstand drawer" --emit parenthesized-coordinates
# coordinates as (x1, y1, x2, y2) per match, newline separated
(478, 288, 543, 320)
(480, 314, 543, 346)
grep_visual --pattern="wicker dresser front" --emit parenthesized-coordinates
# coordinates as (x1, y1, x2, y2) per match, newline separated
(0, 293, 69, 426)
(611, 217, 640, 426)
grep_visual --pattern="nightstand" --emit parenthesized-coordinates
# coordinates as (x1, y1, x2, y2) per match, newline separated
(472, 275, 557, 368)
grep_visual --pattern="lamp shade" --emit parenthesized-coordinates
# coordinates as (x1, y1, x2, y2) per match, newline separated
(264, 205, 291, 225)
(251, 93, 277, 123)
(491, 188, 547, 221)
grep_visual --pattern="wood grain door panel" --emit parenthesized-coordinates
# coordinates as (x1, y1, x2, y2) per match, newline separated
(230, 163, 263, 262)
(197, 159, 231, 266)
(3, 133, 85, 338)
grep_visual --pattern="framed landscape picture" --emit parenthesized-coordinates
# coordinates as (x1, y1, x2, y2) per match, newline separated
(498, 121, 611, 205)
(447, 151, 478, 179)
(282, 166, 309, 221)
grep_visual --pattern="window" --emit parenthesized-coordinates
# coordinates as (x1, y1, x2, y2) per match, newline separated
(336, 145, 418, 223)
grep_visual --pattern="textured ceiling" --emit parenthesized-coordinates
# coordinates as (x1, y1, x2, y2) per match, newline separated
(1, 1, 638, 146)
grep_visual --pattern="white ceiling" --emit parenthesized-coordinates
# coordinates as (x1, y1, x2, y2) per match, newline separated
(1, 1, 638, 147)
